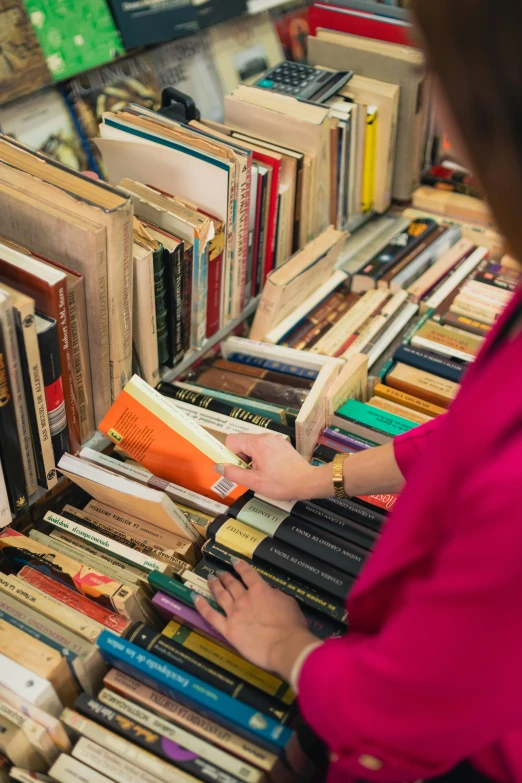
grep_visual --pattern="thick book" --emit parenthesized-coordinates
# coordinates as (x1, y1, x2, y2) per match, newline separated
(0, 528, 142, 623)
(228, 494, 367, 577)
(99, 374, 249, 505)
(35, 312, 69, 465)
(309, 3, 412, 46)
(0, 653, 62, 716)
(0, 287, 37, 496)
(296, 358, 340, 461)
(95, 687, 262, 783)
(393, 344, 466, 384)
(211, 359, 314, 391)
(78, 690, 246, 783)
(0, 241, 80, 454)
(373, 382, 446, 418)
(72, 737, 181, 783)
(333, 398, 416, 442)
(201, 539, 348, 624)
(131, 239, 160, 386)
(50, 754, 112, 783)
(95, 631, 294, 752)
(279, 497, 378, 551)
(190, 366, 308, 411)
(0, 0, 51, 104)
(102, 669, 281, 775)
(324, 426, 378, 450)
(158, 382, 295, 441)
(208, 516, 353, 601)
(383, 362, 459, 409)
(127, 623, 292, 723)
(0, 313, 28, 516)
(225, 352, 318, 381)
(57, 452, 198, 542)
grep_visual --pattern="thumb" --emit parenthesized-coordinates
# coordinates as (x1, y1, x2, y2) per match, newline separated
(214, 462, 259, 490)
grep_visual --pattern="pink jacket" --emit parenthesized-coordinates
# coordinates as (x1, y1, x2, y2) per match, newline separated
(298, 287, 522, 783)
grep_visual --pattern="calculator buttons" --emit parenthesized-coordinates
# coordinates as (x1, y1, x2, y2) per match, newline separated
(258, 79, 274, 89)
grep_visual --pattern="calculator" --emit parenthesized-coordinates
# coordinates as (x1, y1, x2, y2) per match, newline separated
(254, 62, 353, 103)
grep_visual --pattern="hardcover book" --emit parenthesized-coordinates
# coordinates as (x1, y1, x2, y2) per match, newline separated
(106, 0, 198, 50)
(0, 0, 51, 105)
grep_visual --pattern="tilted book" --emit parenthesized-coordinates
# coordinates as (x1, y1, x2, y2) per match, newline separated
(99, 375, 249, 505)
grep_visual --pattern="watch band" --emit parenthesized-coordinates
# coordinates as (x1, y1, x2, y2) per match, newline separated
(332, 453, 349, 498)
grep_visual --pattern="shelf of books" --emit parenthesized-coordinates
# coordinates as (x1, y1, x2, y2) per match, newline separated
(0, 10, 514, 783)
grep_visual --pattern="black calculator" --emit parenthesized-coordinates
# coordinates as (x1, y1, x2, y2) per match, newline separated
(255, 62, 353, 103)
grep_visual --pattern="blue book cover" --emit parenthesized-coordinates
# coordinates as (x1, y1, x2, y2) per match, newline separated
(227, 352, 319, 381)
(393, 344, 464, 384)
(96, 631, 293, 752)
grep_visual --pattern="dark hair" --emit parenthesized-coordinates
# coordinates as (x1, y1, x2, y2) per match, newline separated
(413, 0, 522, 259)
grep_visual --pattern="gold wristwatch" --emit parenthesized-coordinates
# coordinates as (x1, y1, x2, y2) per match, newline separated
(332, 453, 350, 498)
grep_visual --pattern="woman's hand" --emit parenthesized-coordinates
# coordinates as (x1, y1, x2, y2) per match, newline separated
(194, 559, 317, 681)
(215, 432, 333, 501)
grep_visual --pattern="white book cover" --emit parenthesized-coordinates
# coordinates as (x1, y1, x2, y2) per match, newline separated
(50, 754, 113, 783)
(424, 247, 489, 310)
(221, 335, 341, 372)
(73, 738, 163, 783)
(367, 302, 419, 368)
(296, 359, 340, 461)
(0, 654, 62, 717)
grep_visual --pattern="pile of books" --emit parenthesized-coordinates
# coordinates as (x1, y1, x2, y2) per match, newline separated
(0, 370, 401, 783)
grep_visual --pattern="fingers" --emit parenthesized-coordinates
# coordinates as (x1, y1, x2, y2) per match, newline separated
(233, 559, 265, 589)
(226, 433, 263, 458)
(208, 574, 234, 614)
(193, 596, 227, 636)
(218, 570, 246, 600)
(216, 463, 260, 491)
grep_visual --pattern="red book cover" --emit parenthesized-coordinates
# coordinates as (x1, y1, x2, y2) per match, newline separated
(0, 249, 81, 455)
(358, 493, 399, 513)
(309, 4, 414, 47)
(18, 565, 130, 635)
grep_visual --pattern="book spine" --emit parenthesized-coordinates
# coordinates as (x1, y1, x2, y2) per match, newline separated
(172, 242, 184, 366)
(224, 353, 318, 381)
(361, 108, 377, 213)
(97, 687, 263, 783)
(158, 383, 294, 441)
(151, 593, 227, 647)
(313, 496, 385, 533)
(192, 239, 208, 349)
(36, 315, 69, 465)
(78, 691, 244, 783)
(133, 246, 160, 388)
(17, 303, 57, 491)
(1, 296, 37, 495)
(0, 324, 28, 515)
(441, 311, 491, 337)
(43, 511, 173, 577)
(213, 359, 314, 390)
(129, 623, 292, 723)
(18, 565, 130, 636)
(393, 344, 465, 384)
(72, 737, 168, 783)
(102, 669, 279, 774)
(411, 335, 475, 364)
(67, 282, 95, 443)
(207, 227, 224, 337)
(147, 571, 220, 613)
(108, 206, 133, 403)
(229, 497, 367, 577)
(0, 463, 11, 527)
(324, 427, 377, 450)
(208, 517, 353, 601)
(50, 754, 112, 783)
(0, 684, 71, 754)
(54, 278, 81, 454)
(0, 528, 140, 624)
(425, 246, 488, 310)
(95, 632, 293, 751)
(162, 619, 294, 705)
(43, 529, 144, 584)
(372, 383, 446, 418)
(0, 700, 58, 764)
(358, 494, 399, 513)
(200, 540, 347, 624)
(290, 499, 378, 551)
(0, 604, 88, 694)
(337, 399, 415, 437)
(153, 244, 170, 366)
(183, 244, 194, 353)
(0, 652, 61, 716)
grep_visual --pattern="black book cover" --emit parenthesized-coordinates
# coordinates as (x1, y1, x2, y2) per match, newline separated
(35, 313, 69, 464)
(194, 0, 247, 28)
(228, 496, 367, 577)
(194, 558, 346, 641)
(107, 0, 199, 50)
(255, 168, 269, 297)
(163, 241, 184, 368)
(128, 623, 291, 722)
(75, 693, 243, 783)
(208, 516, 353, 601)
(152, 242, 170, 367)
(182, 244, 193, 353)
(393, 344, 465, 384)
(201, 538, 348, 625)
(290, 499, 378, 551)
(360, 218, 439, 283)
(12, 309, 46, 489)
(0, 321, 28, 516)
(314, 496, 385, 533)
(158, 382, 295, 441)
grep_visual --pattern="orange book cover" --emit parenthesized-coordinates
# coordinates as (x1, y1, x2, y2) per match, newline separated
(99, 375, 248, 505)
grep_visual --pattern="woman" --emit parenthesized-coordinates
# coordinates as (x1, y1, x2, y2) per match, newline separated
(195, 1, 522, 780)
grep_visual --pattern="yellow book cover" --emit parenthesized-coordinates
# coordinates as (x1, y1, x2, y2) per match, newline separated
(361, 107, 378, 214)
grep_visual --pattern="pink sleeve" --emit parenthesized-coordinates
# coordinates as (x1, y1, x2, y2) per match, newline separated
(297, 434, 522, 782)
(393, 415, 445, 480)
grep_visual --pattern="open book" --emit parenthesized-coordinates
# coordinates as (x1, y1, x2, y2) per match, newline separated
(99, 375, 249, 505)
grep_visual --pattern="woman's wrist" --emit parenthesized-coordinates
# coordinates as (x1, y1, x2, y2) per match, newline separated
(269, 628, 319, 682)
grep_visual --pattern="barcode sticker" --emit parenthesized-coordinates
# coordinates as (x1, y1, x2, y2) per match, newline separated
(211, 476, 238, 499)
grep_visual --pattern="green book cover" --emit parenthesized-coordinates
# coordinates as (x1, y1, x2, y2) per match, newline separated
(23, 0, 124, 81)
(336, 399, 416, 437)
